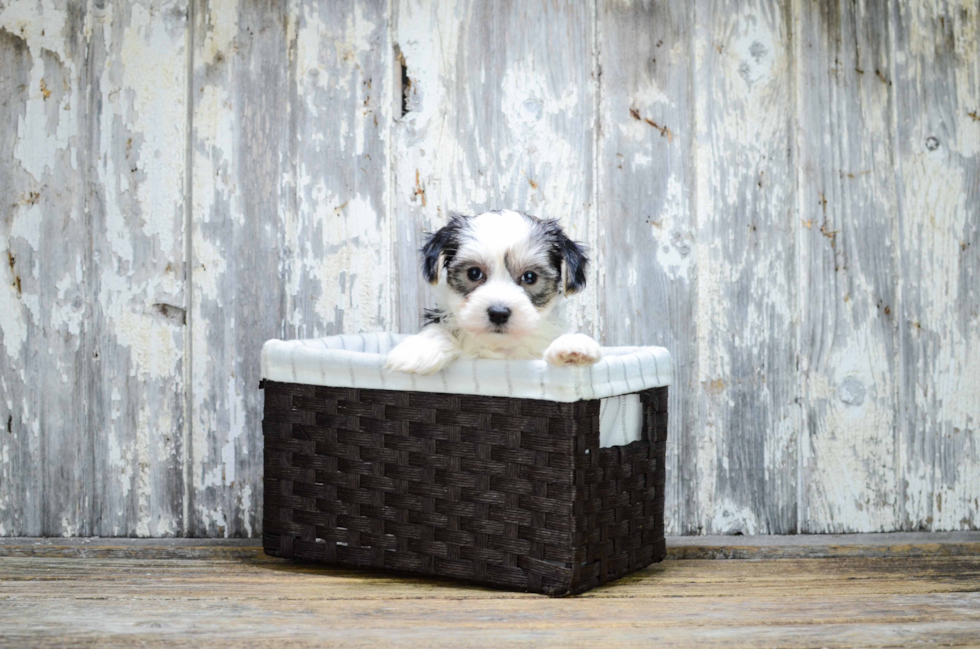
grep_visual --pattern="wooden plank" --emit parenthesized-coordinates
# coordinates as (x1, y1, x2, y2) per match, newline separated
(596, 0, 697, 535)
(0, 553, 978, 646)
(390, 0, 597, 334)
(1, 606, 979, 649)
(667, 530, 980, 559)
(190, 0, 392, 536)
(2, 556, 979, 600)
(692, 0, 799, 533)
(3, 554, 980, 598)
(795, 0, 901, 532)
(189, 0, 290, 536)
(279, 0, 392, 338)
(2, 531, 979, 560)
(0, 538, 265, 561)
(0, 0, 189, 536)
(892, 0, 980, 531)
(0, 11, 46, 537)
(87, 0, 190, 537)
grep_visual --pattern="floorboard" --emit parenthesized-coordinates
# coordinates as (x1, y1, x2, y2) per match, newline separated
(1, 534, 978, 647)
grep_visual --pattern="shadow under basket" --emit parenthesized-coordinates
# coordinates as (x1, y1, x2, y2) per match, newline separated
(261, 382, 668, 596)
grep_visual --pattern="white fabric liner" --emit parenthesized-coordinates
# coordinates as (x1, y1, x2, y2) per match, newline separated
(261, 333, 672, 448)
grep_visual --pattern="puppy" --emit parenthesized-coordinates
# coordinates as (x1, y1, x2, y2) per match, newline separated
(385, 209, 602, 375)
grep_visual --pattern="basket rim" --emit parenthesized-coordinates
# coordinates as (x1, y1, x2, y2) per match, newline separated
(261, 332, 672, 403)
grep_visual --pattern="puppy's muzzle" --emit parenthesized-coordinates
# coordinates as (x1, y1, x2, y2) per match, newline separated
(487, 306, 511, 325)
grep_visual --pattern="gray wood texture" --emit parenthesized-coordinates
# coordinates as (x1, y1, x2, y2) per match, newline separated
(1, 539, 979, 646)
(797, 0, 901, 533)
(1, 0, 188, 537)
(893, 0, 980, 532)
(189, 0, 290, 538)
(0, 0, 977, 537)
(694, 0, 800, 535)
(596, 0, 699, 536)
(3, 531, 979, 559)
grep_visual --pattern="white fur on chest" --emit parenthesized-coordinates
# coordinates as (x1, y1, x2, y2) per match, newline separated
(453, 308, 567, 360)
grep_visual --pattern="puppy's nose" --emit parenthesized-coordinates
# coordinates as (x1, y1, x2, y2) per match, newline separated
(487, 306, 511, 325)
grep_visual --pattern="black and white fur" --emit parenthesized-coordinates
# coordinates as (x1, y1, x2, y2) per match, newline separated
(385, 209, 602, 375)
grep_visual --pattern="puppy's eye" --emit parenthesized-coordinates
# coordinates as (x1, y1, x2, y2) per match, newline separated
(467, 267, 484, 281)
(521, 271, 537, 285)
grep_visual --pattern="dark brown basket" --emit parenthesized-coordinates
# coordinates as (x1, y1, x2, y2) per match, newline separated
(261, 381, 667, 596)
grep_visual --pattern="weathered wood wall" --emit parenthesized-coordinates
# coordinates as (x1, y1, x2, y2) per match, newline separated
(1, 0, 977, 537)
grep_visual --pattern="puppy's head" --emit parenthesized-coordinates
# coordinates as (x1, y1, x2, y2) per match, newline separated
(421, 210, 588, 340)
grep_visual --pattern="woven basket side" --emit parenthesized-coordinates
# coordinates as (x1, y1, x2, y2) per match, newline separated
(567, 386, 668, 595)
(262, 381, 667, 596)
(263, 383, 600, 594)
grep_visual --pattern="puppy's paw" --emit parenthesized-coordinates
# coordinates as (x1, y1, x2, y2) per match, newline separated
(545, 334, 603, 366)
(384, 334, 455, 375)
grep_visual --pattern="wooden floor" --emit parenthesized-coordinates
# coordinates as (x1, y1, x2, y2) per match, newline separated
(2, 534, 979, 647)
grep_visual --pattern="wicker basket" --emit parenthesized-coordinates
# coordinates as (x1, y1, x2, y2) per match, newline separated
(260, 335, 669, 596)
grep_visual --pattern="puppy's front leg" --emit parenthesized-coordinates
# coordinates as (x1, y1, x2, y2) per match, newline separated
(385, 326, 459, 375)
(544, 333, 602, 366)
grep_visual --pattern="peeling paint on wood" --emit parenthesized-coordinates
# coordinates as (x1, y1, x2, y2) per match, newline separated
(693, 0, 799, 534)
(893, 0, 980, 532)
(282, 0, 391, 339)
(597, 0, 697, 536)
(0, 0, 977, 537)
(89, 0, 189, 539)
(1, 9, 46, 538)
(189, 0, 289, 537)
(796, 0, 902, 533)
(1, 0, 187, 537)
(188, 0, 392, 537)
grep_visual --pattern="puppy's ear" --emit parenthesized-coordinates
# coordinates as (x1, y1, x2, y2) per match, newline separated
(421, 212, 467, 286)
(540, 218, 589, 296)
(558, 233, 589, 295)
